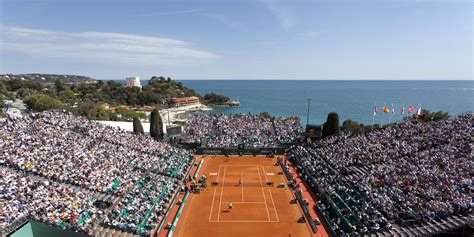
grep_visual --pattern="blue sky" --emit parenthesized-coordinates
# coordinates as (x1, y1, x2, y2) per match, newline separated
(0, 0, 472, 80)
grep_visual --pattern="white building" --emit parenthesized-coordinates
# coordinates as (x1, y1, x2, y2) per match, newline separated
(3, 107, 22, 118)
(96, 120, 150, 134)
(125, 76, 142, 88)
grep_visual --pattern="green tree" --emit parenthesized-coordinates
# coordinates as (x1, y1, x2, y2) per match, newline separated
(133, 117, 144, 135)
(6, 79, 42, 91)
(59, 89, 76, 103)
(412, 109, 449, 122)
(322, 112, 340, 138)
(88, 106, 110, 120)
(15, 88, 38, 99)
(54, 79, 67, 94)
(259, 111, 271, 118)
(113, 107, 146, 121)
(203, 92, 230, 105)
(0, 94, 5, 110)
(341, 119, 363, 134)
(76, 101, 96, 117)
(24, 94, 64, 112)
(150, 108, 163, 140)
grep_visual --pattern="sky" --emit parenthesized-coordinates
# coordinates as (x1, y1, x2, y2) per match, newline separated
(0, 0, 472, 80)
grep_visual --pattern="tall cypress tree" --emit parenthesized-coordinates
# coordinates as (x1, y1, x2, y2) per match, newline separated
(150, 108, 163, 140)
(133, 117, 144, 135)
(322, 112, 340, 138)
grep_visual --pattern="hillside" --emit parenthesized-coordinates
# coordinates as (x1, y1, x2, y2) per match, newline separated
(0, 74, 96, 84)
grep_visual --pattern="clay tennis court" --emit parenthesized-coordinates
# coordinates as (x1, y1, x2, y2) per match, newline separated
(173, 156, 313, 237)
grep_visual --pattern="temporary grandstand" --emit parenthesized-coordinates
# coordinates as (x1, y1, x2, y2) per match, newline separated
(286, 113, 474, 236)
(1, 111, 195, 237)
(180, 114, 304, 152)
(1, 111, 473, 237)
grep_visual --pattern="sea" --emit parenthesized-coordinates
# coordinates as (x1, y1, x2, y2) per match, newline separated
(115, 80, 474, 126)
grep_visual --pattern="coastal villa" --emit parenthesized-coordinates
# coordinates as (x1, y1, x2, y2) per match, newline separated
(168, 96, 200, 107)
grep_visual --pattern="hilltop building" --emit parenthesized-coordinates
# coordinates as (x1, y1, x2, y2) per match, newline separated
(125, 76, 142, 88)
(168, 96, 200, 107)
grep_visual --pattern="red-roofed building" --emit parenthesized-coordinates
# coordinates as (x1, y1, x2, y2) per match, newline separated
(169, 96, 200, 107)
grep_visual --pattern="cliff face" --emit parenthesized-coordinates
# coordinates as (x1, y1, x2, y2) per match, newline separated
(0, 74, 96, 84)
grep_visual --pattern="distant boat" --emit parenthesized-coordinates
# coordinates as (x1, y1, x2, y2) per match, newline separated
(226, 100, 240, 107)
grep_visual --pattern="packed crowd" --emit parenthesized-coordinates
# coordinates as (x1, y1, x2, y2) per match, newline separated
(1, 168, 98, 233)
(102, 173, 182, 234)
(273, 117, 304, 143)
(181, 114, 303, 147)
(1, 110, 194, 234)
(287, 113, 473, 236)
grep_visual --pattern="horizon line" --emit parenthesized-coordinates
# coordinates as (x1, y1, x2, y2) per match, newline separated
(97, 78, 474, 81)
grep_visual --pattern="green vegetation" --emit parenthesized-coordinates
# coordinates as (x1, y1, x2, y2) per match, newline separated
(0, 75, 224, 121)
(411, 109, 449, 122)
(150, 108, 163, 140)
(87, 106, 110, 120)
(133, 117, 144, 135)
(202, 92, 230, 105)
(69, 77, 199, 108)
(341, 119, 363, 134)
(111, 107, 147, 121)
(0, 94, 4, 109)
(24, 94, 64, 112)
(338, 109, 451, 136)
(0, 73, 95, 83)
(322, 112, 341, 138)
(0, 94, 4, 116)
(259, 111, 271, 118)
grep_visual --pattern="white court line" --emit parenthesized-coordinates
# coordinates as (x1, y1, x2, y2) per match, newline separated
(219, 201, 266, 204)
(217, 165, 227, 221)
(241, 173, 244, 202)
(209, 220, 279, 223)
(208, 165, 221, 222)
(261, 165, 280, 222)
(219, 165, 262, 166)
(225, 172, 259, 175)
(257, 165, 271, 221)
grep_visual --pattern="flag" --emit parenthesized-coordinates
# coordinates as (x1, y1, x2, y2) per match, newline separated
(417, 106, 424, 116)
(373, 104, 378, 116)
(391, 104, 395, 115)
(383, 104, 390, 113)
(400, 104, 405, 115)
(408, 105, 415, 114)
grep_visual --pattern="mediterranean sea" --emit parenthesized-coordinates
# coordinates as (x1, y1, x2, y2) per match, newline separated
(178, 80, 474, 125)
(113, 79, 474, 126)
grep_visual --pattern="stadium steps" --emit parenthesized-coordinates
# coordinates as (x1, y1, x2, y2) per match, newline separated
(432, 219, 450, 232)
(112, 196, 122, 205)
(391, 225, 416, 237)
(407, 226, 426, 236)
(386, 228, 398, 236)
(446, 216, 464, 228)
(346, 166, 363, 176)
(269, 122, 277, 142)
(351, 166, 365, 176)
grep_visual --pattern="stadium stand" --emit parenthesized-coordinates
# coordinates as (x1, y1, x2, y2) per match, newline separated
(286, 113, 474, 236)
(0, 110, 194, 236)
(181, 114, 303, 147)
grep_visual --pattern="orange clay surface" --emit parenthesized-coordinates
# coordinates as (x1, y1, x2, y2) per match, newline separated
(173, 156, 313, 237)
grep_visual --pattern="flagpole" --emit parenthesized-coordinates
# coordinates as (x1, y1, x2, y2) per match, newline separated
(372, 103, 376, 131)
(400, 104, 404, 122)
(372, 114, 375, 131)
